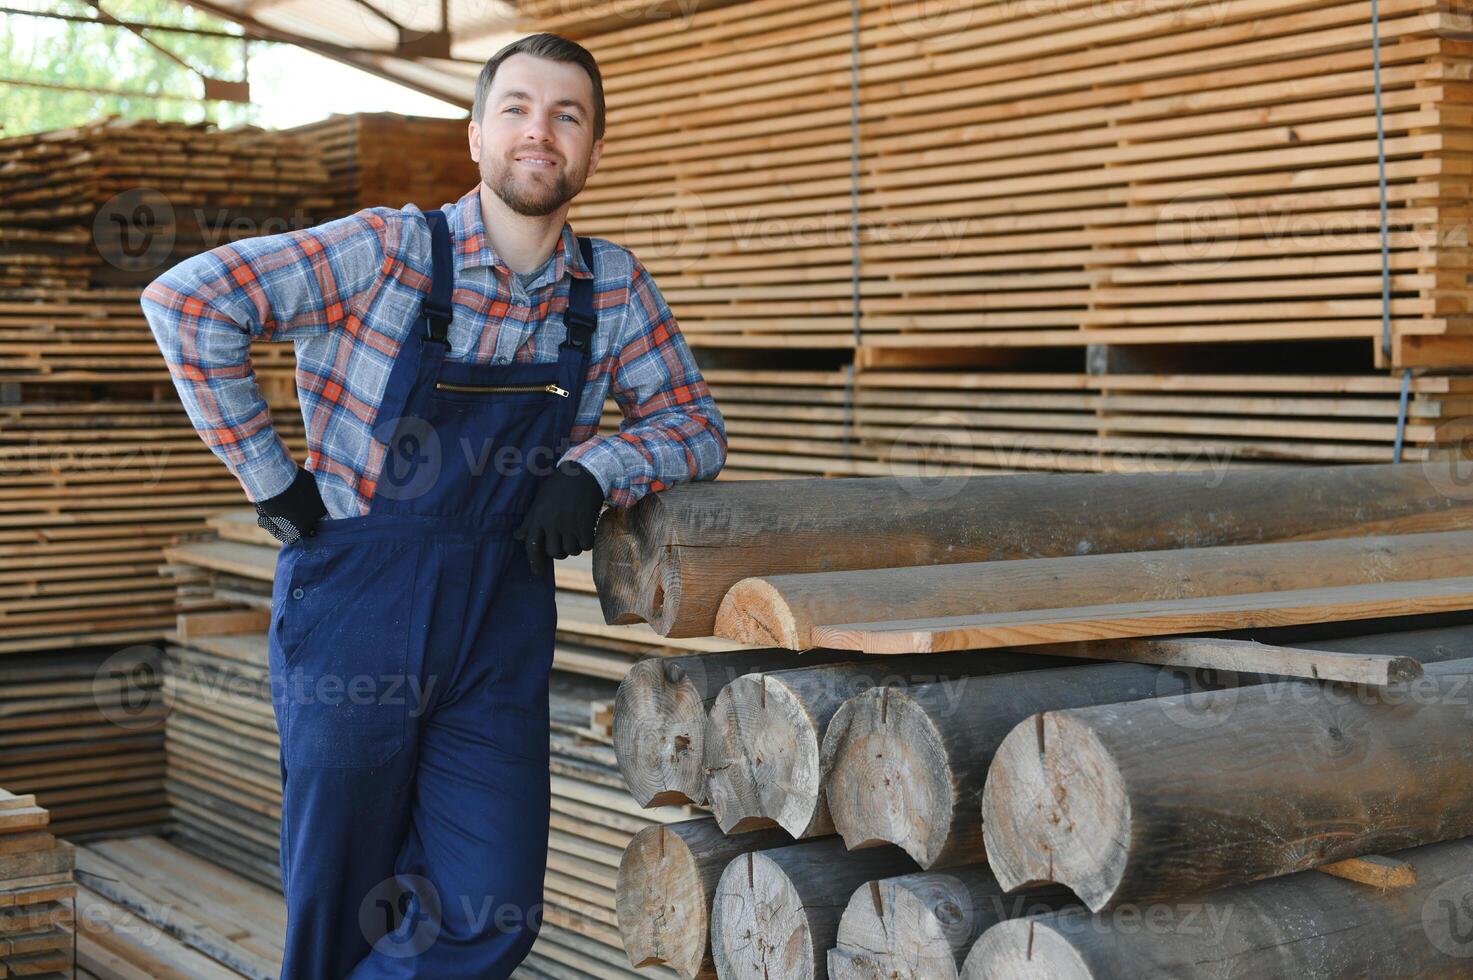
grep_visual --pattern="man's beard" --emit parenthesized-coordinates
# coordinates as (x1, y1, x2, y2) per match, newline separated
(481, 151, 588, 217)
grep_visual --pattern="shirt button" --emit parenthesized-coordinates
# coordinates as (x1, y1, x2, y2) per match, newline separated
(292, 587, 305, 600)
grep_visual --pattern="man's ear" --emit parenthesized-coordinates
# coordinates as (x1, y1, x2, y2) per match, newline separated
(587, 137, 605, 180)
(467, 119, 481, 163)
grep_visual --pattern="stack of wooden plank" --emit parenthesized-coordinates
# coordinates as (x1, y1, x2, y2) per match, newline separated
(282, 112, 480, 215)
(0, 788, 75, 978)
(600, 465, 1473, 977)
(549, 0, 1473, 369)
(0, 648, 167, 840)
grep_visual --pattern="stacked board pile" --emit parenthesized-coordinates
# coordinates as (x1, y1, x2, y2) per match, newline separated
(600, 465, 1473, 977)
(521, 0, 1473, 479)
(150, 509, 737, 976)
(282, 112, 480, 216)
(0, 118, 327, 842)
(0, 788, 76, 978)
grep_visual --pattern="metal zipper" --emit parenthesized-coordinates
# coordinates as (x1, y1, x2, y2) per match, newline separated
(435, 382, 569, 398)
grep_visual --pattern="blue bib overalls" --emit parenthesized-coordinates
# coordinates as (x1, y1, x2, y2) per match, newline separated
(266, 210, 596, 978)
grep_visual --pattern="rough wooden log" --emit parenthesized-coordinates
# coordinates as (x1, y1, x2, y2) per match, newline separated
(828, 624, 1473, 870)
(615, 817, 795, 979)
(612, 649, 870, 807)
(703, 651, 1049, 837)
(593, 466, 1473, 637)
(982, 656, 1473, 911)
(826, 866, 1073, 980)
(709, 837, 918, 980)
(962, 838, 1473, 978)
(716, 530, 1473, 649)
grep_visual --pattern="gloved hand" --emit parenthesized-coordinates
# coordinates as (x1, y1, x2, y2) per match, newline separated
(254, 466, 327, 545)
(514, 460, 605, 575)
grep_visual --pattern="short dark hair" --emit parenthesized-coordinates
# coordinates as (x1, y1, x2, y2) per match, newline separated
(472, 33, 605, 141)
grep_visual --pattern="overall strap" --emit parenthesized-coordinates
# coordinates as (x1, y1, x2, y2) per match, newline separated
(421, 209, 454, 349)
(560, 237, 597, 353)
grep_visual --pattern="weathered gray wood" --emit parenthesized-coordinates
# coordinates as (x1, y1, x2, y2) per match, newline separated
(703, 651, 1049, 838)
(710, 837, 918, 980)
(594, 466, 1473, 638)
(983, 657, 1473, 910)
(826, 866, 1073, 980)
(717, 531, 1473, 650)
(827, 625, 1473, 871)
(612, 649, 873, 807)
(963, 838, 1473, 979)
(615, 818, 794, 979)
(1027, 636, 1422, 686)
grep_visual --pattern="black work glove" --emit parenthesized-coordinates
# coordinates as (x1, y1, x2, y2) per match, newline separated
(513, 461, 605, 575)
(254, 466, 327, 545)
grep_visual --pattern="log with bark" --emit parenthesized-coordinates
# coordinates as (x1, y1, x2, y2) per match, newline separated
(963, 837, 1473, 979)
(827, 625, 1473, 870)
(593, 465, 1473, 637)
(982, 655, 1473, 910)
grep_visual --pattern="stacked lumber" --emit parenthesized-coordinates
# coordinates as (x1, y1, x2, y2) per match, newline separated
(0, 118, 329, 382)
(0, 400, 307, 655)
(0, 788, 75, 978)
(71, 835, 283, 979)
(602, 465, 1473, 978)
(282, 112, 480, 215)
(551, 0, 1473, 369)
(0, 648, 167, 839)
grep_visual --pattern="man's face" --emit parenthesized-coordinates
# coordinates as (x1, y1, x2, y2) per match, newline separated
(470, 53, 604, 217)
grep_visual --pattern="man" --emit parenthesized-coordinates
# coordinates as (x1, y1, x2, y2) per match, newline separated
(141, 33, 726, 979)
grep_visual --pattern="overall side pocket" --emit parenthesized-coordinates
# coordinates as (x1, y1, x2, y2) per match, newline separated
(276, 539, 419, 769)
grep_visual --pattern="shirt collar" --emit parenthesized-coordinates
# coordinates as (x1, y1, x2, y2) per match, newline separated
(447, 184, 592, 283)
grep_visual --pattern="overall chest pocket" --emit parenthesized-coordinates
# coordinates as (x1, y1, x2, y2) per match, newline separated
(270, 538, 423, 769)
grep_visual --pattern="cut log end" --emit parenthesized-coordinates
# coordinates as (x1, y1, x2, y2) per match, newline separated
(705, 676, 822, 837)
(715, 577, 804, 648)
(613, 658, 709, 808)
(823, 690, 954, 868)
(981, 713, 1129, 912)
(616, 824, 709, 978)
(711, 851, 816, 980)
(962, 918, 1095, 980)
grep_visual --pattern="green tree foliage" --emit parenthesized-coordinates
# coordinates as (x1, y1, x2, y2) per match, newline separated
(1, 0, 270, 135)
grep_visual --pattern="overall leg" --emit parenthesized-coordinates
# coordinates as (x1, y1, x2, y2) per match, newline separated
(268, 535, 438, 979)
(348, 543, 555, 979)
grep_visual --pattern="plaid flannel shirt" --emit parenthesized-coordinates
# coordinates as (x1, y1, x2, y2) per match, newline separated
(140, 185, 727, 518)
